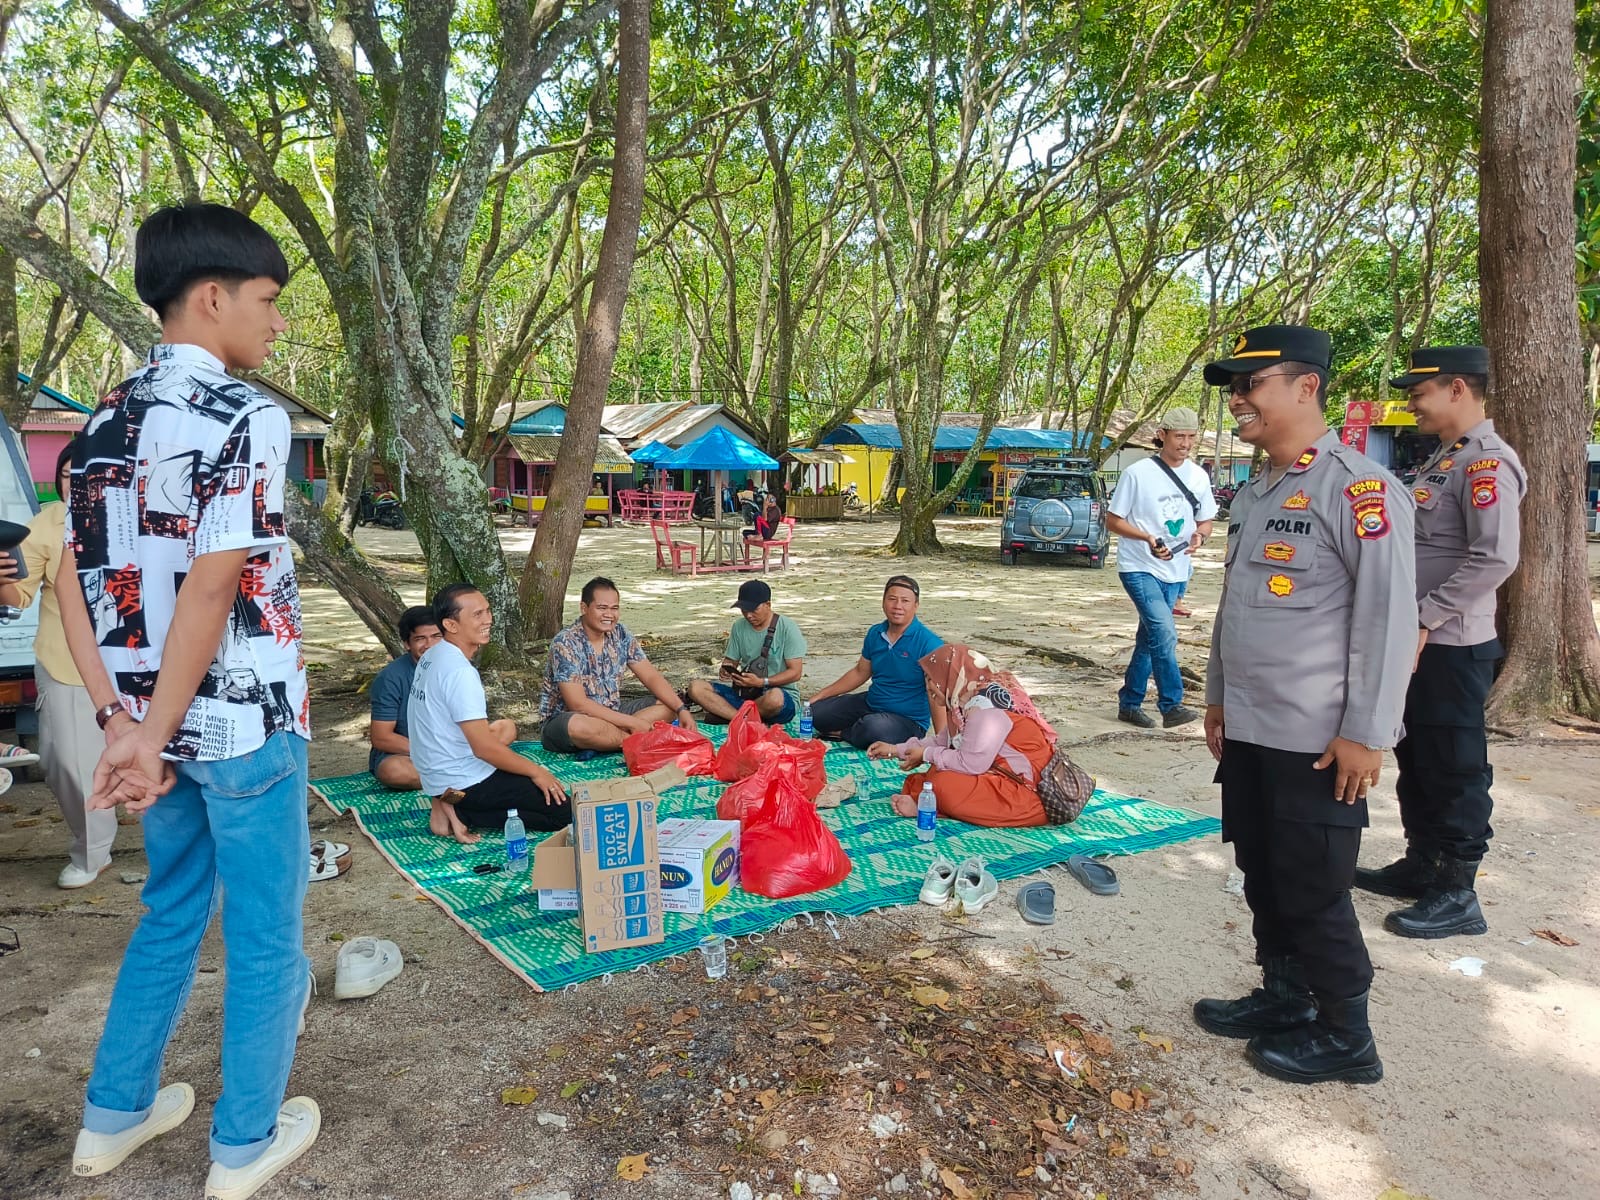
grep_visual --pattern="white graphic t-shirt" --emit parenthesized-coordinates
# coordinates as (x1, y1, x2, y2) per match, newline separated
(1108, 456, 1219, 583)
(66, 343, 309, 762)
(408, 640, 495, 796)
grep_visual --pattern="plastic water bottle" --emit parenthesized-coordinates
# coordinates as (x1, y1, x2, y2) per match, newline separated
(504, 809, 529, 874)
(916, 782, 937, 841)
(799, 702, 813, 739)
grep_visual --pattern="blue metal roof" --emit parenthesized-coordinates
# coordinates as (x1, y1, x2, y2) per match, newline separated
(819, 422, 1108, 452)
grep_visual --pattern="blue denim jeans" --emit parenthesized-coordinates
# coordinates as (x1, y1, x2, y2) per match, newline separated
(82, 732, 311, 1168)
(1117, 572, 1186, 714)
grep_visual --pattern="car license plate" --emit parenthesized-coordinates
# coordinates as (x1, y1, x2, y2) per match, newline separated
(1035, 543, 1065, 553)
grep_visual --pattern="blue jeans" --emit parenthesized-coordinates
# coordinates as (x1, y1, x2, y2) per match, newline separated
(709, 681, 796, 723)
(810, 691, 926, 750)
(82, 732, 311, 1168)
(1118, 572, 1186, 714)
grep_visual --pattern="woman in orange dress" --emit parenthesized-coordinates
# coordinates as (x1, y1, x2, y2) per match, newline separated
(868, 644, 1055, 828)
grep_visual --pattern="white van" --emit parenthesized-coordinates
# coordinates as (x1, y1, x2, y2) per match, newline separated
(0, 413, 42, 716)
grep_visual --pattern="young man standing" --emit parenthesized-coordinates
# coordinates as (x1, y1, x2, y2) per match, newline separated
(685, 580, 806, 723)
(807, 575, 946, 748)
(410, 583, 569, 841)
(1354, 346, 1525, 938)
(1105, 406, 1216, 729)
(538, 576, 695, 754)
(368, 606, 449, 789)
(58, 202, 319, 1195)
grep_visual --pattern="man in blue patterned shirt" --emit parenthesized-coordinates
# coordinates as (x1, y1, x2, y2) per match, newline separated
(538, 576, 694, 754)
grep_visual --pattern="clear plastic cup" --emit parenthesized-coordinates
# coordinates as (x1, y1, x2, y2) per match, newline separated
(698, 935, 728, 979)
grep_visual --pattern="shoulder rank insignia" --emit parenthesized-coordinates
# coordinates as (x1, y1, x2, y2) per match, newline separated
(1345, 478, 1390, 540)
(1467, 458, 1500, 474)
(1471, 476, 1498, 508)
(1266, 574, 1295, 597)
(1292, 448, 1318, 470)
(1282, 490, 1311, 510)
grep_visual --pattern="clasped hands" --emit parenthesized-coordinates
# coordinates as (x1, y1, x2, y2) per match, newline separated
(866, 741, 924, 771)
(87, 715, 175, 815)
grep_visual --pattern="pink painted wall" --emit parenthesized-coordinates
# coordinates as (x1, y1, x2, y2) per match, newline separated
(26, 431, 70, 493)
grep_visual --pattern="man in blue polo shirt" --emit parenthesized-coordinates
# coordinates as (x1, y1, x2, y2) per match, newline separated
(807, 575, 945, 748)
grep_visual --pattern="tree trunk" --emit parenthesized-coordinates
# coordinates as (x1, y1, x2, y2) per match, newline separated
(285, 486, 405, 657)
(0, 247, 23, 431)
(1481, 0, 1600, 724)
(519, 0, 650, 638)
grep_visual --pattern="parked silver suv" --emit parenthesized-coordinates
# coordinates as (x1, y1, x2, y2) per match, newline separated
(1000, 458, 1109, 568)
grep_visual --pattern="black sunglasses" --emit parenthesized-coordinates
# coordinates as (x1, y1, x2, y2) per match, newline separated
(1224, 369, 1314, 398)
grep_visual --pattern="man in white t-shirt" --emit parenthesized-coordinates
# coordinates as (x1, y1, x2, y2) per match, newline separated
(410, 583, 569, 843)
(1105, 406, 1217, 730)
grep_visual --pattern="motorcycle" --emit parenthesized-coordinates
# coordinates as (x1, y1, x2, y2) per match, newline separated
(357, 489, 406, 530)
(841, 482, 865, 513)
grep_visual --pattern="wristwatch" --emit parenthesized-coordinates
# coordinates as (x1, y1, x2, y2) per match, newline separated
(94, 702, 125, 730)
(763, 677, 770, 689)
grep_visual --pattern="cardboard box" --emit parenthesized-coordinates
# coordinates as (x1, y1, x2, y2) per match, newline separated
(531, 827, 580, 912)
(656, 818, 741, 915)
(572, 781, 664, 953)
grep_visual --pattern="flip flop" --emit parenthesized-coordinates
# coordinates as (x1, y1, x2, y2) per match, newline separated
(309, 842, 352, 883)
(1015, 880, 1056, 925)
(1065, 853, 1119, 896)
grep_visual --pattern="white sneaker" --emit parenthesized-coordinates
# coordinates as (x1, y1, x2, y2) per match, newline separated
(72, 1082, 195, 1176)
(204, 1096, 320, 1200)
(954, 857, 999, 914)
(333, 936, 403, 1000)
(58, 861, 112, 889)
(919, 854, 958, 905)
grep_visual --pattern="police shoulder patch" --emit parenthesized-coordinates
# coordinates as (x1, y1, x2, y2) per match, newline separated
(1471, 476, 1499, 508)
(1344, 478, 1390, 540)
(1467, 458, 1500, 474)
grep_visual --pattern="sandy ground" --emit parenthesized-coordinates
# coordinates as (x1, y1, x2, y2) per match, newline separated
(2, 516, 1598, 1200)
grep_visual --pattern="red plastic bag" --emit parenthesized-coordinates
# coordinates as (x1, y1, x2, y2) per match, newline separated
(739, 773, 853, 898)
(737, 731, 826, 800)
(621, 722, 715, 776)
(717, 756, 779, 822)
(714, 701, 767, 781)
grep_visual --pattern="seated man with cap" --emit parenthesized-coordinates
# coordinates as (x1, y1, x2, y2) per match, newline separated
(1103, 405, 1216, 730)
(806, 574, 947, 749)
(685, 580, 806, 723)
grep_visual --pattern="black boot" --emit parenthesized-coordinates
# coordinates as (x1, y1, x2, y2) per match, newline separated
(1246, 990, 1383, 1084)
(1352, 847, 1437, 899)
(1384, 858, 1487, 939)
(1193, 957, 1317, 1039)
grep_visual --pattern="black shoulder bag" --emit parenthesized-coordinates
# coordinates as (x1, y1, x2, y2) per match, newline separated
(1151, 456, 1202, 516)
(735, 615, 783, 700)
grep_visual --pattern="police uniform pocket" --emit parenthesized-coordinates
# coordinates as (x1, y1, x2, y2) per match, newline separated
(1243, 538, 1317, 608)
(1411, 478, 1446, 510)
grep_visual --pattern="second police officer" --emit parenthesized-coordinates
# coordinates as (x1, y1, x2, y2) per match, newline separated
(1195, 325, 1417, 1084)
(1353, 347, 1525, 938)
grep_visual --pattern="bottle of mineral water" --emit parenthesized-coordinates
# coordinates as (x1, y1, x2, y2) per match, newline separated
(798, 702, 814, 739)
(504, 809, 529, 873)
(916, 782, 937, 842)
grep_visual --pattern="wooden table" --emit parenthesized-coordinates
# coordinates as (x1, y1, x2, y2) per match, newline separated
(693, 517, 746, 567)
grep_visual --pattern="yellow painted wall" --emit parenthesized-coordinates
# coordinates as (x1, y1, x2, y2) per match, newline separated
(835, 447, 897, 499)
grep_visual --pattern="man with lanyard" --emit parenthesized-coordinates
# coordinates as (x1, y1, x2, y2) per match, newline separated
(1105, 406, 1217, 729)
(1196, 325, 1416, 1084)
(538, 576, 695, 754)
(807, 574, 946, 748)
(1354, 347, 1525, 938)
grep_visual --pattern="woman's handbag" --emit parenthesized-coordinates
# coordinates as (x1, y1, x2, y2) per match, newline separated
(992, 745, 1096, 825)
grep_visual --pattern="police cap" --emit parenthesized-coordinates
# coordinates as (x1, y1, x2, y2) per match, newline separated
(1388, 345, 1490, 390)
(1204, 325, 1333, 386)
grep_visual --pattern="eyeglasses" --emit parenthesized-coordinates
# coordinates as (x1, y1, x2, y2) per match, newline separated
(1225, 369, 1314, 398)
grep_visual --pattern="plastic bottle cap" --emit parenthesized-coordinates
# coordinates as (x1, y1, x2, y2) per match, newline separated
(508, 809, 519, 817)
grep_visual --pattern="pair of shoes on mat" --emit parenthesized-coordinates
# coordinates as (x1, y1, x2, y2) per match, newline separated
(309, 839, 350, 883)
(920, 855, 998, 913)
(334, 936, 403, 1000)
(73, 1086, 320, 1199)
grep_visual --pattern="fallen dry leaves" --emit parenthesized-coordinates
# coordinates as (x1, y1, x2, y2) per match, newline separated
(615, 1153, 649, 1181)
(939, 1166, 976, 1198)
(499, 1086, 537, 1106)
(1531, 928, 1579, 947)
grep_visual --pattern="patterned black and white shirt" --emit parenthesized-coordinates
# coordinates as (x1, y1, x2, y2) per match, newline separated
(67, 343, 310, 762)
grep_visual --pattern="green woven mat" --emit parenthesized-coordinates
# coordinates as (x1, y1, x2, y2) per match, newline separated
(311, 727, 1219, 990)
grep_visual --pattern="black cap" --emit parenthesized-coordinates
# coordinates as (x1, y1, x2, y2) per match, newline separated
(731, 579, 772, 611)
(1204, 325, 1333, 386)
(1389, 345, 1490, 390)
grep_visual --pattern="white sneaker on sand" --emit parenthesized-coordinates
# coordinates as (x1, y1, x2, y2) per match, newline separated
(72, 1082, 195, 1176)
(954, 857, 999, 914)
(57, 861, 111, 889)
(333, 936, 403, 1000)
(204, 1097, 320, 1200)
(919, 854, 958, 905)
